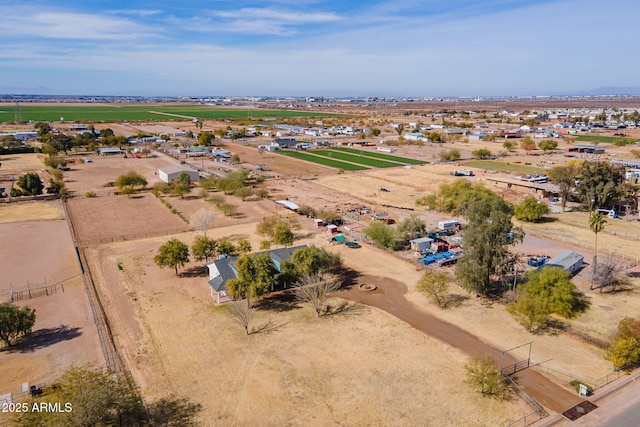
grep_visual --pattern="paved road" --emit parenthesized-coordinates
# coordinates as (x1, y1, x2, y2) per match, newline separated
(573, 377, 640, 426)
(336, 274, 583, 414)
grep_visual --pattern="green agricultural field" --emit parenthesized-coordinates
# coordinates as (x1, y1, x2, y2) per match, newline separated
(331, 147, 426, 165)
(574, 135, 639, 144)
(311, 149, 401, 168)
(0, 105, 337, 123)
(278, 150, 368, 171)
(463, 160, 546, 175)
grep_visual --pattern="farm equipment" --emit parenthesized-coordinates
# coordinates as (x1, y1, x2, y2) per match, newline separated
(418, 251, 458, 266)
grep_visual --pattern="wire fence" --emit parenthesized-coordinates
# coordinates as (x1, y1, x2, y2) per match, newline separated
(78, 227, 190, 246)
(62, 200, 127, 377)
(532, 359, 632, 391)
(0, 273, 78, 302)
(504, 376, 549, 427)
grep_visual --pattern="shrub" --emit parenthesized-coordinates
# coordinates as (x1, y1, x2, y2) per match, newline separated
(85, 191, 97, 198)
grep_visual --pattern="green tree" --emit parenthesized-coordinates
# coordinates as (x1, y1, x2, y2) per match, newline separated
(231, 154, 241, 164)
(13, 364, 146, 427)
(465, 355, 510, 398)
(605, 337, 640, 369)
(15, 173, 44, 196)
(99, 128, 114, 138)
(277, 260, 300, 288)
(292, 246, 342, 278)
(524, 267, 581, 318)
(234, 186, 253, 200)
(455, 196, 522, 294)
(514, 196, 550, 222)
(416, 179, 498, 213)
(589, 211, 607, 288)
(217, 239, 238, 257)
(198, 131, 214, 146)
(191, 235, 217, 263)
(548, 164, 577, 211)
(363, 221, 398, 249)
(171, 172, 192, 199)
(439, 149, 461, 161)
(371, 128, 381, 136)
(154, 238, 190, 276)
(538, 139, 558, 152)
(575, 161, 627, 209)
(471, 148, 491, 159)
(416, 270, 449, 308)
(273, 223, 295, 247)
(47, 179, 67, 196)
(116, 171, 147, 197)
(217, 202, 237, 217)
(503, 141, 516, 152)
(35, 121, 52, 138)
(507, 293, 550, 332)
(397, 214, 426, 239)
(237, 238, 252, 253)
(0, 302, 36, 347)
(253, 252, 278, 294)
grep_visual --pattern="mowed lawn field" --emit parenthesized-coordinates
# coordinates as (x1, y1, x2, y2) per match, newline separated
(573, 134, 639, 144)
(312, 149, 403, 168)
(332, 147, 427, 165)
(277, 147, 426, 170)
(277, 150, 368, 170)
(0, 105, 338, 122)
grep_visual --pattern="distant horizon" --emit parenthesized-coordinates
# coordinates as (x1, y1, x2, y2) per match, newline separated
(1, 1, 638, 97)
(2, 88, 640, 100)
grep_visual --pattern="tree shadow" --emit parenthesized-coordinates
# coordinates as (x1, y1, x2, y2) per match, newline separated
(147, 396, 203, 426)
(443, 293, 470, 309)
(2, 327, 82, 353)
(325, 300, 366, 317)
(254, 291, 301, 312)
(537, 216, 559, 223)
(335, 268, 360, 288)
(179, 266, 207, 277)
(250, 319, 287, 335)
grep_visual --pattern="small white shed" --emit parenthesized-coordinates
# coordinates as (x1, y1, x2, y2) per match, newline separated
(410, 237, 434, 252)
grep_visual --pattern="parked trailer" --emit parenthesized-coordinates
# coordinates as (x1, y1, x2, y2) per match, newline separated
(438, 220, 460, 231)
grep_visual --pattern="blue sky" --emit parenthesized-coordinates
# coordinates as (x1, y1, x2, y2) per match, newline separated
(0, 0, 638, 97)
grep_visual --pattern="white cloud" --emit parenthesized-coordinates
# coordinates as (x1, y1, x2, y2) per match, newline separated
(0, 7, 160, 40)
(212, 7, 342, 23)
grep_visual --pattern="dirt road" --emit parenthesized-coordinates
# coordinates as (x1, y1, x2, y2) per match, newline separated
(336, 274, 583, 414)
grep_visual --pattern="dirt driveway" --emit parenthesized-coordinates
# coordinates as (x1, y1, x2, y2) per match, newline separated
(336, 274, 583, 414)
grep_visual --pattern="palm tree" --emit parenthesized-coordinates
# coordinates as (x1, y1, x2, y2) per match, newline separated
(589, 212, 607, 289)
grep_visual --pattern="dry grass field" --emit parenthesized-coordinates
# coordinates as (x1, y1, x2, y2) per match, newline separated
(84, 226, 529, 426)
(0, 153, 45, 173)
(66, 193, 190, 244)
(0, 200, 62, 223)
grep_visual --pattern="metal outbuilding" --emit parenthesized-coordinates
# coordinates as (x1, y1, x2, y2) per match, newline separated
(546, 251, 584, 275)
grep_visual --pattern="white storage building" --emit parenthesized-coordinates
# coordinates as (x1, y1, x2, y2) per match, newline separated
(158, 165, 199, 183)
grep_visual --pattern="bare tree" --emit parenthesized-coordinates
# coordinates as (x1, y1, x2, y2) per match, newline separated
(229, 300, 252, 335)
(294, 275, 342, 317)
(190, 208, 215, 237)
(592, 254, 629, 293)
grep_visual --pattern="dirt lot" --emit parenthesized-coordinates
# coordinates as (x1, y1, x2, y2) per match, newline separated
(66, 193, 190, 244)
(62, 153, 178, 196)
(0, 201, 101, 401)
(0, 202, 76, 285)
(85, 226, 529, 426)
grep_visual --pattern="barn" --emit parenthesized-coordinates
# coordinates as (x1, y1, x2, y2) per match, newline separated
(158, 165, 199, 183)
